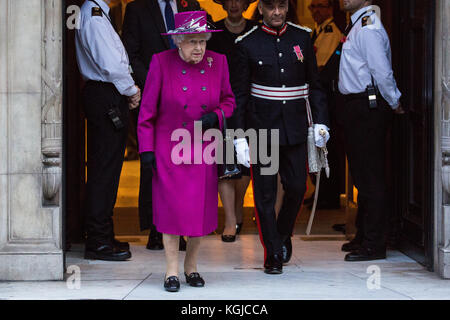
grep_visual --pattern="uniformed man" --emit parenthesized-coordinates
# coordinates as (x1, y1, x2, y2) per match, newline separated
(339, 0, 404, 261)
(233, 0, 329, 274)
(306, 0, 345, 210)
(75, 0, 141, 261)
(310, 0, 343, 71)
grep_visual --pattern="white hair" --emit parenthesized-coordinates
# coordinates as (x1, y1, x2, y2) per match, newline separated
(171, 33, 212, 46)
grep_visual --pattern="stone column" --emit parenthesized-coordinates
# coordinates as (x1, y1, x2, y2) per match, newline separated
(437, 0, 450, 279)
(0, 0, 63, 280)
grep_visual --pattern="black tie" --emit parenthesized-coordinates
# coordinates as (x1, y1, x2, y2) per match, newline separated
(164, 0, 176, 49)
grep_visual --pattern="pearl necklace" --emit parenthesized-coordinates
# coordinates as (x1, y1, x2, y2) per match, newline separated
(225, 17, 245, 29)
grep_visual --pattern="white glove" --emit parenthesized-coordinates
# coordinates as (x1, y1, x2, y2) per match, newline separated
(314, 124, 330, 148)
(234, 138, 250, 168)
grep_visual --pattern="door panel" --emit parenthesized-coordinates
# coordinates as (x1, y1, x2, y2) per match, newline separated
(386, 0, 435, 268)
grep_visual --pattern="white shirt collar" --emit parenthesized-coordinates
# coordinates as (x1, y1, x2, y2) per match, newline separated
(158, 0, 175, 5)
(351, 5, 372, 24)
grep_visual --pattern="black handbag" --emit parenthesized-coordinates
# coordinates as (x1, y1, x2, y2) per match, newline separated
(217, 108, 241, 179)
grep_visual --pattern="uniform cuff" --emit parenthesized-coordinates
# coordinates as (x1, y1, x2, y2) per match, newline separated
(124, 85, 138, 97)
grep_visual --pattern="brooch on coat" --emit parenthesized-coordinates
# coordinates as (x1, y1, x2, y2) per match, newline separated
(207, 57, 213, 68)
(293, 45, 304, 63)
(181, 0, 188, 8)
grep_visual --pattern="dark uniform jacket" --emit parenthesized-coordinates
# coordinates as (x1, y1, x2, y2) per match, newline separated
(122, 0, 201, 90)
(233, 23, 329, 146)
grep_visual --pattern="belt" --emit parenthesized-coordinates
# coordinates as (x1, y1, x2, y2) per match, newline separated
(250, 83, 309, 101)
(343, 92, 367, 101)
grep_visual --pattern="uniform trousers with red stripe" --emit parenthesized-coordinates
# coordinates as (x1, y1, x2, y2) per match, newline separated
(251, 142, 307, 258)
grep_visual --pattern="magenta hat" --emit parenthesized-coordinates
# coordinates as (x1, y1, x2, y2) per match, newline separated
(161, 11, 222, 35)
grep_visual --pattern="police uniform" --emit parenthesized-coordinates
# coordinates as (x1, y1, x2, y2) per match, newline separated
(310, 17, 345, 209)
(233, 22, 329, 263)
(75, 0, 137, 251)
(338, 6, 401, 256)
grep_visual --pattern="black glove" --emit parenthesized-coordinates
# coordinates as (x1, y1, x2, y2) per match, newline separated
(140, 151, 156, 171)
(199, 112, 218, 131)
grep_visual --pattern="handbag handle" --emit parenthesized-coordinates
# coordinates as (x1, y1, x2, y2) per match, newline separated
(218, 107, 227, 132)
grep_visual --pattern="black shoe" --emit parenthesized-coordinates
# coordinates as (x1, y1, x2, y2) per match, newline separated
(282, 237, 292, 264)
(236, 223, 243, 235)
(85, 243, 131, 261)
(345, 247, 386, 262)
(184, 272, 205, 287)
(164, 276, 180, 292)
(264, 254, 283, 274)
(113, 238, 130, 251)
(146, 233, 164, 250)
(221, 234, 236, 242)
(341, 239, 362, 252)
(179, 236, 187, 251)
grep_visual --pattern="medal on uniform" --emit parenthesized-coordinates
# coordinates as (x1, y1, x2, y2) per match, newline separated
(293, 45, 304, 63)
(207, 57, 213, 68)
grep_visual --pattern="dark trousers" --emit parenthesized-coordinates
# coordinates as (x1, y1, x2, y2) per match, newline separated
(82, 81, 129, 245)
(251, 143, 307, 257)
(341, 96, 392, 250)
(129, 107, 157, 233)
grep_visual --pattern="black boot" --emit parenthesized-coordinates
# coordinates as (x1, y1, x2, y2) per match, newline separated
(264, 254, 283, 274)
(146, 230, 163, 250)
(281, 237, 292, 264)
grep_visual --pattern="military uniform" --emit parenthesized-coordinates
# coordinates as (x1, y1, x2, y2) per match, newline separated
(233, 22, 329, 260)
(75, 0, 136, 254)
(338, 6, 401, 257)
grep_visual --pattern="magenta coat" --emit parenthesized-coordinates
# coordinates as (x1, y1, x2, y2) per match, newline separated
(137, 49, 235, 237)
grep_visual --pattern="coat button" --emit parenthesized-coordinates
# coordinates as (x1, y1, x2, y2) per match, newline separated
(279, 53, 283, 57)
(182, 70, 186, 74)
(200, 69, 205, 74)
(201, 105, 207, 110)
(182, 122, 187, 127)
(281, 69, 285, 73)
(184, 105, 188, 109)
(202, 86, 207, 91)
(283, 101, 286, 104)
(277, 38, 280, 42)
(183, 86, 187, 91)
(258, 61, 263, 65)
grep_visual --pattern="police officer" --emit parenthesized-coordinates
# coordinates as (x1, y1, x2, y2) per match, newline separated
(233, 0, 329, 274)
(75, 0, 141, 261)
(339, 0, 404, 261)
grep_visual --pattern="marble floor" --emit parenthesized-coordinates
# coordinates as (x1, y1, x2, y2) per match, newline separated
(0, 235, 449, 300)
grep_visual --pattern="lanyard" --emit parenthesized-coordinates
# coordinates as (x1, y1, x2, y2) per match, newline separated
(345, 10, 374, 35)
(88, 0, 114, 26)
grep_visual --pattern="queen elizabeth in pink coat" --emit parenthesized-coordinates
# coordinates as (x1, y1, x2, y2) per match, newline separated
(137, 11, 235, 292)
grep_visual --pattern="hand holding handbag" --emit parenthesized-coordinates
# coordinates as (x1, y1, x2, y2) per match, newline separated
(217, 108, 241, 179)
